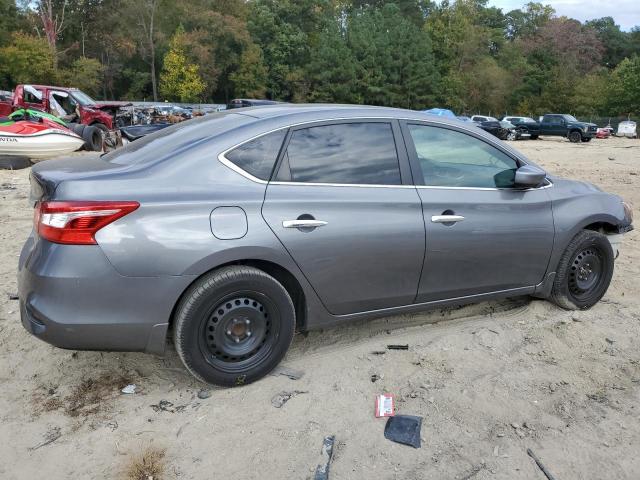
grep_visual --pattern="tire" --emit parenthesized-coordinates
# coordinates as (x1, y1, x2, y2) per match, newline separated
(507, 131, 517, 141)
(0, 155, 31, 170)
(173, 266, 296, 386)
(568, 131, 582, 143)
(67, 123, 86, 137)
(93, 123, 115, 151)
(550, 230, 614, 310)
(530, 135, 539, 140)
(581, 137, 592, 142)
(82, 125, 103, 151)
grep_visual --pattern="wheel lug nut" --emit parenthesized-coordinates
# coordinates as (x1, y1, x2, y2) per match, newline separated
(226, 330, 232, 335)
(245, 319, 250, 325)
(234, 337, 240, 343)
(246, 332, 252, 337)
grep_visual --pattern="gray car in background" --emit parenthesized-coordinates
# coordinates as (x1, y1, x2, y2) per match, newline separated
(18, 105, 634, 386)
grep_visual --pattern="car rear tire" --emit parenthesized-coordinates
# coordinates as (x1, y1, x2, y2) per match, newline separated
(173, 266, 296, 386)
(568, 131, 582, 143)
(581, 137, 592, 142)
(530, 135, 539, 140)
(550, 230, 614, 310)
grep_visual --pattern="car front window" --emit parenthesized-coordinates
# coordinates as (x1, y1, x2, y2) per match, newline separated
(407, 124, 518, 189)
(563, 115, 577, 122)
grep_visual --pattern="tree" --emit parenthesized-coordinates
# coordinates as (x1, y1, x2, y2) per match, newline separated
(607, 56, 640, 115)
(585, 17, 631, 68)
(505, 2, 555, 40)
(60, 57, 104, 97)
(35, 0, 66, 66)
(229, 44, 269, 98)
(159, 29, 206, 102)
(306, 19, 360, 104)
(120, 0, 162, 101)
(0, 0, 20, 47)
(348, 4, 439, 108)
(0, 33, 56, 86)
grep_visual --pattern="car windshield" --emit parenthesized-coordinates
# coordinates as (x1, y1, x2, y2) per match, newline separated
(103, 112, 251, 165)
(524, 117, 536, 122)
(71, 90, 97, 106)
(563, 115, 578, 122)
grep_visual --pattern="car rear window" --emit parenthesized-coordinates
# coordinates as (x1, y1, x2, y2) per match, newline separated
(224, 129, 287, 180)
(103, 112, 251, 165)
(280, 122, 401, 185)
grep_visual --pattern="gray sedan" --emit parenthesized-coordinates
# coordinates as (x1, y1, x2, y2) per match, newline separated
(18, 105, 633, 386)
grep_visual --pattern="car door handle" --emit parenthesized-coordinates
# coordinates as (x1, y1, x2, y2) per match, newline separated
(431, 215, 465, 223)
(282, 219, 328, 228)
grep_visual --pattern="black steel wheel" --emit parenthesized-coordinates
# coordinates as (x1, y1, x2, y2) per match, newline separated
(174, 266, 296, 386)
(551, 230, 614, 310)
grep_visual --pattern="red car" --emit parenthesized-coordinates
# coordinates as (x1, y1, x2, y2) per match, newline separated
(0, 84, 130, 142)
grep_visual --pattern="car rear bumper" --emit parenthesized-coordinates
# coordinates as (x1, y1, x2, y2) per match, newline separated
(18, 235, 195, 355)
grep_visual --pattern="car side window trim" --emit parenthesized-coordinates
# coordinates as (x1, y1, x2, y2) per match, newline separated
(399, 120, 551, 191)
(270, 118, 414, 187)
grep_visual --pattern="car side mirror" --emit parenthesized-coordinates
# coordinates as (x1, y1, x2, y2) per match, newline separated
(514, 164, 546, 188)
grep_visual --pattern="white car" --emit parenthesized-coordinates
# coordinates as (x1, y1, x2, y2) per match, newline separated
(471, 115, 499, 123)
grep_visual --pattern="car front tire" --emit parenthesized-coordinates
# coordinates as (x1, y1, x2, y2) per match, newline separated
(550, 230, 614, 310)
(173, 266, 296, 386)
(568, 131, 582, 143)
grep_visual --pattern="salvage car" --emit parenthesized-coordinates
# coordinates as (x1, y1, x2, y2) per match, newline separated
(502, 116, 540, 139)
(0, 84, 130, 150)
(18, 105, 633, 386)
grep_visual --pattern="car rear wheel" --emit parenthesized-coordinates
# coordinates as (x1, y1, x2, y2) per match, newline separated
(568, 131, 582, 143)
(530, 135, 539, 140)
(581, 137, 592, 142)
(550, 230, 614, 310)
(173, 266, 296, 386)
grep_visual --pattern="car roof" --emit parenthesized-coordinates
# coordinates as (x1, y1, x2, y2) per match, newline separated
(230, 103, 463, 124)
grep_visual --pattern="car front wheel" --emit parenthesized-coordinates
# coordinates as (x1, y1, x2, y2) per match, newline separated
(550, 230, 614, 310)
(173, 266, 296, 386)
(568, 131, 582, 143)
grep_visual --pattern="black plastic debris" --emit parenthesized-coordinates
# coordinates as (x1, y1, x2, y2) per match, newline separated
(387, 344, 409, 350)
(384, 415, 423, 448)
(314, 435, 336, 480)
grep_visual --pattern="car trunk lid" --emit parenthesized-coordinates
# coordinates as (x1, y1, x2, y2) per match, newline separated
(29, 154, 133, 203)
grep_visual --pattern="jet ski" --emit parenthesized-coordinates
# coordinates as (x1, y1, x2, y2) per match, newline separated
(0, 110, 84, 159)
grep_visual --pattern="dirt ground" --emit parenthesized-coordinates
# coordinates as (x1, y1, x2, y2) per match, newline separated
(0, 136, 638, 479)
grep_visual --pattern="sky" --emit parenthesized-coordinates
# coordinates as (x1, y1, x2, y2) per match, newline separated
(487, 0, 640, 31)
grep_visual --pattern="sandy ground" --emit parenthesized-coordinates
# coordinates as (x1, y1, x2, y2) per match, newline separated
(0, 136, 638, 479)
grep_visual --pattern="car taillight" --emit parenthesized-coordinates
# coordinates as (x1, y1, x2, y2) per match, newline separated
(35, 201, 139, 245)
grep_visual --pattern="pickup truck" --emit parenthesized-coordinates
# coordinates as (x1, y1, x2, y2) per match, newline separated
(539, 114, 597, 143)
(0, 84, 131, 149)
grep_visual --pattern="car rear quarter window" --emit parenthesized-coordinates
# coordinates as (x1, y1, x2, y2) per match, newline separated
(280, 122, 401, 185)
(225, 129, 287, 181)
(407, 124, 518, 188)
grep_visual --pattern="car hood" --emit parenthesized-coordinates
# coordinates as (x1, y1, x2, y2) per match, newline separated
(93, 101, 133, 109)
(548, 175, 608, 195)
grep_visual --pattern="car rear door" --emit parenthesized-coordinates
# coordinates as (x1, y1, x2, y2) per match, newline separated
(261, 120, 425, 315)
(401, 121, 554, 302)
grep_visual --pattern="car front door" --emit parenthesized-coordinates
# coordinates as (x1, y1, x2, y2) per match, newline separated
(261, 120, 425, 315)
(401, 121, 554, 302)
